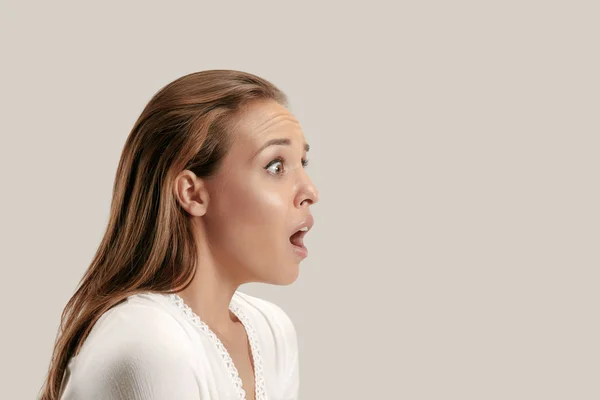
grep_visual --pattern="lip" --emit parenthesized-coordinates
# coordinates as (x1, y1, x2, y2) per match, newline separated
(291, 214, 314, 236)
(289, 214, 313, 259)
(291, 242, 308, 258)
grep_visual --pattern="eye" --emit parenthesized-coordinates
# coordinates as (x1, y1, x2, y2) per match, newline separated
(266, 158, 284, 175)
(265, 156, 309, 176)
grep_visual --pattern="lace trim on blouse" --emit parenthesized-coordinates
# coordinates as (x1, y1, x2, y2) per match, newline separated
(167, 293, 267, 400)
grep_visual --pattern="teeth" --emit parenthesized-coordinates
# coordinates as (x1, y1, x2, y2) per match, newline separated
(300, 226, 309, 232)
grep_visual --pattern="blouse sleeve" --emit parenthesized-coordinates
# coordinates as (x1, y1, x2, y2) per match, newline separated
(62, 340, 201, 400)
(59, 304, 202, 400)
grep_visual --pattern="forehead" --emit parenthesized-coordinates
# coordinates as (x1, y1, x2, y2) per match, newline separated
(230, 100, 305, 146)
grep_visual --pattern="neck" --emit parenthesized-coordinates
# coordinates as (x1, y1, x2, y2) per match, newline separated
(175, 241, 244, 336)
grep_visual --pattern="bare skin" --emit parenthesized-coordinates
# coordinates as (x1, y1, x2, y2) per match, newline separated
(173, 99, 319, 399)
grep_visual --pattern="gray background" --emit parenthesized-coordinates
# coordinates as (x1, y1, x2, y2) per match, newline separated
(1, 1, 598, 399)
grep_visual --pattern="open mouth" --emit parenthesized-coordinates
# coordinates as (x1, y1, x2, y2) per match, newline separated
(289, 228, 308, 253)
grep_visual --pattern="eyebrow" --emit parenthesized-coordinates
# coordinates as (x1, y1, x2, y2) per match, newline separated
(252, 138, 310, 158)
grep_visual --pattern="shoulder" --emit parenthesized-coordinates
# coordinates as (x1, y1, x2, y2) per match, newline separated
(81, 293, 192, 356)
(62, 294, 199, 399)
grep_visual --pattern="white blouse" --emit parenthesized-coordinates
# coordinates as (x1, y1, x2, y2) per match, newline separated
(58, 290, 299, 399)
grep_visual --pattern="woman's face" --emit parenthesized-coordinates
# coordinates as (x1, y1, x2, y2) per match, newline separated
(202, 99, 319, 285)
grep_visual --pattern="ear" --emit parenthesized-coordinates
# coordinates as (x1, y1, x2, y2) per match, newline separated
(173, 170, 209, 217)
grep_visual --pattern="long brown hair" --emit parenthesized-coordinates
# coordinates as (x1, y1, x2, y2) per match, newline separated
(38, 70, 288, 400)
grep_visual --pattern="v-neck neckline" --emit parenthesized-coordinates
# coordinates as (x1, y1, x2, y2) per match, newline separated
(167, 292, 266, 400)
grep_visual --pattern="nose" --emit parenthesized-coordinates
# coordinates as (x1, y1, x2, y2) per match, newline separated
(296, 173, 319, 208)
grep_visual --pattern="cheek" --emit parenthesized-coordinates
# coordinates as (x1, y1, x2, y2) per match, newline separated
(215, 178, 291, 251)
(224, 174, 287, 222)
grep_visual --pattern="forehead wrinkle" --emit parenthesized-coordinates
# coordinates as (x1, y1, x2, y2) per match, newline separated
(250, 113, 300, 139)
(229, 105, 305, 156)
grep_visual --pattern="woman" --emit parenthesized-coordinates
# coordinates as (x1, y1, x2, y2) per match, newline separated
(38, 70, 319, 400)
